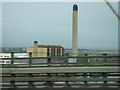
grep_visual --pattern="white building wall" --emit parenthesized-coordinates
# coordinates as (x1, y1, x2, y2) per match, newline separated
(14, 53, 29, 58)
(0, 53, 29, 64)
(0, 53, 11, 58)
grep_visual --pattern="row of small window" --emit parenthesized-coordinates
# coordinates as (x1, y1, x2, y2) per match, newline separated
(0, 60, 11, 64)
(0, 56, 10, 58)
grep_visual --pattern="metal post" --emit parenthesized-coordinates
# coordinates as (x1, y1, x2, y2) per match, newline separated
(65, 73, 71, 88)
(102, 73, 108, 87)
(83, 73, 88, 87)
(29, 53, 32, 66)
(10, 74, 16, 88)
(11, 52, 14, 64)
(47, 58, 51, 66)
(28, 74, 35, 88)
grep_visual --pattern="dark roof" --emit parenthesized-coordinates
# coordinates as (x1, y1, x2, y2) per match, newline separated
(73, 4, 78, 11)
(38, 45, 64, 48)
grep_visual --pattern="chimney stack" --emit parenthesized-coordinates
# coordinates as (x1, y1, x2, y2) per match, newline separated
(34, 41, 38, 57)
(72, 4, 78, 56)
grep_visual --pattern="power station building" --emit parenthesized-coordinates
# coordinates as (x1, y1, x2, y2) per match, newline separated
(26, 4, 78, 57)
(26, 41, 64, 57)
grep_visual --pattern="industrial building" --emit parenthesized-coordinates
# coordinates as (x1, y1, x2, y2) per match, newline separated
(26, 41, 64, 57)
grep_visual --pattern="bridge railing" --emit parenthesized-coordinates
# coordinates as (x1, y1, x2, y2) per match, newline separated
(1, 52, 119, 88)
(0, 52, 119, 67)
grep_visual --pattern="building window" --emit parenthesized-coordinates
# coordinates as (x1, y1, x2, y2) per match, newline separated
(51, 48, 55, 56)
(2, 61, 5, 63)
(53, 48, 55, 56)
(6, 61, 10, 64)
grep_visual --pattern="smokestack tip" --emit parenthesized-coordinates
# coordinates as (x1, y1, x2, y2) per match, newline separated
(34, 41, 38, 43)
(73, 4, 78, 11)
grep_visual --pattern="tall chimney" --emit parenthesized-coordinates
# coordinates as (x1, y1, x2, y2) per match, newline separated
(72, 4, 78, 56)
(34, 41, 38, 57)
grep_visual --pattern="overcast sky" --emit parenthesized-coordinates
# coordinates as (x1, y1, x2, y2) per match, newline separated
(2, 2, 118, 50)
